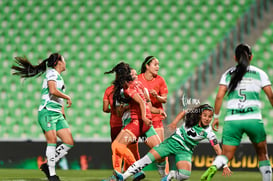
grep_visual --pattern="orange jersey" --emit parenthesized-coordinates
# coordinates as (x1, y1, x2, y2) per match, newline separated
(103, 85, 122, 127)
(138, 73, 168, 120)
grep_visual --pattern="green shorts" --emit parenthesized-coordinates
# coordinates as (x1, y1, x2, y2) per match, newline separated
(38, 108, 69, 132)
(152, 136, 192, 163)
(222, 119, 266, 146)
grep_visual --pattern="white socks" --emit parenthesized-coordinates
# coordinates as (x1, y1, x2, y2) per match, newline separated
(46, 144, 56, 176)
(55, 144, 72, 162)
(123, 155, 152, 179)
(259, 160, 272, 181)
(46, 143, 73, 176)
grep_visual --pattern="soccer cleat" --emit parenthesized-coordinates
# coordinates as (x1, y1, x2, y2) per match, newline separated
(133, 171, 145, 181)
(40, 163, 50, 179)
(161, 175, 168, 181)
(48, 175, 61, 181)
(200, 165, 217, 181)
(113, 170, 124, 181)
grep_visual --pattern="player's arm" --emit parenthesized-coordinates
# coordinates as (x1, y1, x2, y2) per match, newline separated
(48, 80, 72, 108)
(103, 99, 111, 113)
(167, 110, 186, 132)
(131, 93, 152, 126)
(263, 85, 273, 107)
(213, 85, 227, 131)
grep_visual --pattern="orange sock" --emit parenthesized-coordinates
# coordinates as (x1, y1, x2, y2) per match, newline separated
(112, 141, 123, 172)
(112, 141, 136, 168)
(123, 143, 140, 171)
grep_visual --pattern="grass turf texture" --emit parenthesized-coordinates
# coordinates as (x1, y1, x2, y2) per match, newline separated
(0, 169, 262, 181)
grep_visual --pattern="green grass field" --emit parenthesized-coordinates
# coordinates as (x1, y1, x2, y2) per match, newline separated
(0, 169, 262, 181)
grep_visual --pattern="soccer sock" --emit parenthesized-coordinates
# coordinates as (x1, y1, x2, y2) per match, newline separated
(212, 155, 228, 169)
(112, 149, 123, 172)
(259, 160, 272, 181)
(112, 141, 136, 167)
(123, 143, 140, 171)
(123, 154, 152, 179)
(46, 144, 56, 176)
(55, 143, 73, 162)
(168, 170, 190, 180)
(157, 160, 166, 178)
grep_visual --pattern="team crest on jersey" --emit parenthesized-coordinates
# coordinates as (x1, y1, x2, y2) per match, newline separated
(199, 131, 205, 136)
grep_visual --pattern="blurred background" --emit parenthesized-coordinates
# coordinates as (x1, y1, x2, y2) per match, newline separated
(0, 0, 273, 170)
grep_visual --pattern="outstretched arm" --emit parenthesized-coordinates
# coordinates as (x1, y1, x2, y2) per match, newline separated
(167, 110, 186, 132)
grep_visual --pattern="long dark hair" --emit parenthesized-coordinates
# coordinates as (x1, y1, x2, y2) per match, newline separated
(140, 56, 155, 73)
(184, 104, 214, 128)
(227, 44, 252, 95)
(104, 62, 133, 107)
(11, 53, 62, 78)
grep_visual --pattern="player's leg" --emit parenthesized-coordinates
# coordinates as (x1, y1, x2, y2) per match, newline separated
(248, 119, 272, 181)
(115, 147, 164, 180)
(155, 122, 169, 175)
(145, 126, 166, 177)
(112, 130, 137, 167)
(38, 109, 59, 179)
(162, 151, 191, 181)
(55, 115, 74, 163)
(111, 126, 123, 172)
(56, 128, 74, 162)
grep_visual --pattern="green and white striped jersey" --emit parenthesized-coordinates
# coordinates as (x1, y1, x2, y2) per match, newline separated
(172, 124, 217, 153)
(220, 65, 271, 121)
(38, 68, 65, 113)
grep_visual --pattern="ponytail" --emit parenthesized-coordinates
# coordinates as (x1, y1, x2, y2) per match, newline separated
(104, 62, 132, 106)
(11, 53, 62, 78)
(228, 44, 251, 95)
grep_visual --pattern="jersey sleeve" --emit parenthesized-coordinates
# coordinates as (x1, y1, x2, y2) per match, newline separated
(103, 87, 110, 101)
(260, 70, 271, 87)
(46, 70, 58, 82)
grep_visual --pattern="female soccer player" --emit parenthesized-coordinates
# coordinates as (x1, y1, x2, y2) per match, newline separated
(103, 68, 144, 181)
(201, 43, 273, 181)
(105, 62, 166, 179)
(11, 53, 74, 181)
(114, 104, 231, 181)
(138, 56, 169, 176)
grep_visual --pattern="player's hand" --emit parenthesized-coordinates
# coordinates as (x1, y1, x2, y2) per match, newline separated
(222, 167, 232, 177)
(212, 118, 219, 131)
(143, 117, 153, 127)
(159, 109, 167, 119)
(150, 89, 158, 98)
(66, 96, 72, 108)
(167, 123, 177, 132)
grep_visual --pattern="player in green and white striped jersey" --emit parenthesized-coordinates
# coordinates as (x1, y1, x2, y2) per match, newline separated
(201, 44, 273, 181)
(12, 53, 74, 181)
(114, 104, 231, 181)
